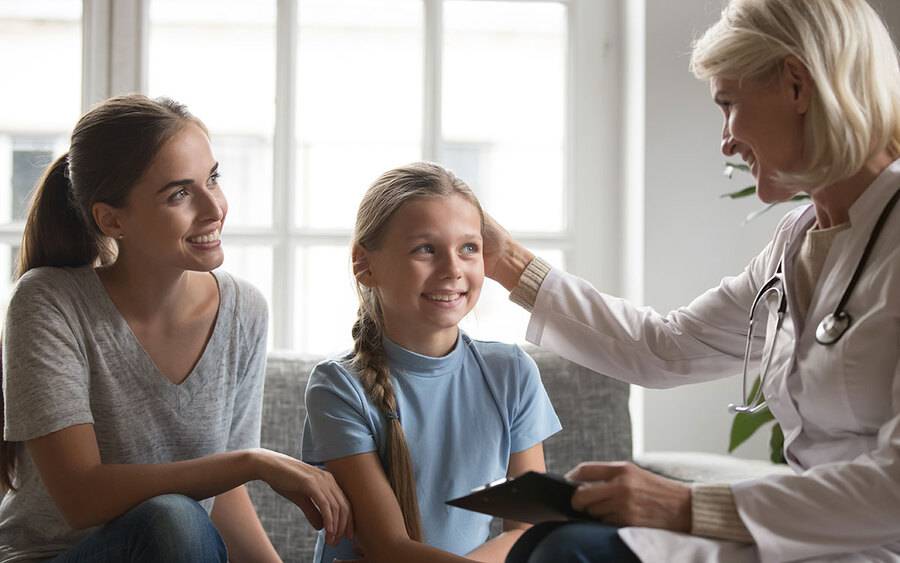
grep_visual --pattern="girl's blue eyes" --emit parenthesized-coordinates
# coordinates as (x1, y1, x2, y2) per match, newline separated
(411, 243, 480, 255)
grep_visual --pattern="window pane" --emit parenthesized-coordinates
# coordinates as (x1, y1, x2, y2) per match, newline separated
(295, 0, 423, 230)
(460, 249, 564, 344)
(443, 1, 566, 233)
(0, 1, 81, 225)
(218, 243, 274, 348)
(149, 0, 276, 228)
(294, 244, 357, 354)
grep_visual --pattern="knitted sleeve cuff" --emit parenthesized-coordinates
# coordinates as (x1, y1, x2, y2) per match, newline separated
(509, 256, 552, 312)
(691, 483, 754, 544)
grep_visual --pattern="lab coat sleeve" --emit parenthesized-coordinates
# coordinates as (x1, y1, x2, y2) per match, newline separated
(524, 218, 793, 388)
(732, 367, 900, 562)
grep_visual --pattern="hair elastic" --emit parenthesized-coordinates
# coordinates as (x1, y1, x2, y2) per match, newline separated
(385, 410, 401, 422)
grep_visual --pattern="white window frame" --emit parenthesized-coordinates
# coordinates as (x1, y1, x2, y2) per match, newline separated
(72, 0, 621, 351)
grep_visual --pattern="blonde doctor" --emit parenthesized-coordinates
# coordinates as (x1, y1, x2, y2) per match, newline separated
(487, 0, 900, 562)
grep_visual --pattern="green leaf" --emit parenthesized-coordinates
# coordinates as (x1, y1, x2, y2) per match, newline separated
(728, 376, 774, 452)
(769, 423, 786, 464)
(720, 185, 758, 199)
(725, 162, 751, 172)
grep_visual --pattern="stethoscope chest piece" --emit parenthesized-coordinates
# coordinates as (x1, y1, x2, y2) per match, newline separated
(816, 311, 851, 345)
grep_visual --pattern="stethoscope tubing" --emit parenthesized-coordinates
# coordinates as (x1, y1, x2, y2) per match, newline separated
(830, 187, 900, 321)
(731, 185, 900, 412)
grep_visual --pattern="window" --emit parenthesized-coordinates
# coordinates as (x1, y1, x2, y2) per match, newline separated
(3, 0, 614, 355)
(0, 0, 82, 320)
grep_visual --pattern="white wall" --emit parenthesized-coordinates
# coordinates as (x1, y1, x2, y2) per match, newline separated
(633, 0, 900, 459)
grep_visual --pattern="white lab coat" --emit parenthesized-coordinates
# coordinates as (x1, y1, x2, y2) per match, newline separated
(526, 159, 900, 562)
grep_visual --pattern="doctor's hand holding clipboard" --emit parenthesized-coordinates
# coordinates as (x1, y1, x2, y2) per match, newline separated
(483, 1, 900, 562)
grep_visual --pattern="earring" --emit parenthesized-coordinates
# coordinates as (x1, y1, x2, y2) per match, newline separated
(116, 234, 124, 240)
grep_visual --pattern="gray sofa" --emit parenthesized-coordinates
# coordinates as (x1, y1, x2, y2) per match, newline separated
(247, 345, 633, 563)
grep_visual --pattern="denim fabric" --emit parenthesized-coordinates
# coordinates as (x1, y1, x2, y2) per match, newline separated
(506, 521, 640, 563)
(46, 494, 226, 563)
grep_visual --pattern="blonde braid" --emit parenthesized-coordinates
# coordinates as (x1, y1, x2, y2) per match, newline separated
(351, 296, 423, 541)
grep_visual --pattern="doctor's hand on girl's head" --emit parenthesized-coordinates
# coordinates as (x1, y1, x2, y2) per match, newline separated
(481, 212, 510, 278)
(252, 449, 354, 546)
(482, 212, 535, 292)
(566, 461, 692, 533)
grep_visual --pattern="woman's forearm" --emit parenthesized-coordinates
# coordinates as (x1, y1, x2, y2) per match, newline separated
(44, 448, 260, 529)
(212, 484, 283, 563)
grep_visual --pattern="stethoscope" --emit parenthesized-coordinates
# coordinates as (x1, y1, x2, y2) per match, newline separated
(729, 187, 900, 415)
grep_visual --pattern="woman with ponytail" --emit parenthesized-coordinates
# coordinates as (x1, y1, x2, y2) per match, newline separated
(302, 162, 562, 563)
(0, 95, 351, 562)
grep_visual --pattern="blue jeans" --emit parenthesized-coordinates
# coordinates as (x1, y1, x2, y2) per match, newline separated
(506, 521, 641, 563)
(46, 494, 227, 563)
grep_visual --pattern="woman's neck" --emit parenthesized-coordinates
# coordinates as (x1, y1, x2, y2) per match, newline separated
(810, 150, 894, 228)
(96, 256, 204, 324)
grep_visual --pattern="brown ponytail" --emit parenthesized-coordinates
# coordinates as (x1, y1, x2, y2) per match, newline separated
(348, 162, 484, 540)
(16, 153, 101, 278)
(1, 94, 205, 492)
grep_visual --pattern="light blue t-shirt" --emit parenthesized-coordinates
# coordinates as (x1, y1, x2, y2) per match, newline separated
(301, 332, 562, 563)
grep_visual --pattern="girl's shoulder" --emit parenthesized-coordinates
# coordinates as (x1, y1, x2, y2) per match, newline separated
(306, 353, 372, 410)
(462, 334, 538, 380)
(308, 352, 364, 389)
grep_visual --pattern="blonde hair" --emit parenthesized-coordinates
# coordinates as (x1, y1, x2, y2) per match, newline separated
(690, 0, 900, 189)
(350, 162, 483, 540)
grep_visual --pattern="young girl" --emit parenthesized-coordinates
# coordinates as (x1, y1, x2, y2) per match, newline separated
(302, 162, 562, 563)
(0, 95, 350, 562)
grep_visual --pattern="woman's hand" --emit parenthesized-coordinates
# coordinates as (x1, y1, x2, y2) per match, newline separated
(566, 461, 692, 532)
(254, 449, 354, 545)
(482, 213, 534, 291)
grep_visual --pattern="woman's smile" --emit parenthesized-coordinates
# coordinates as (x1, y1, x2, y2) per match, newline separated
(186, 228, 222, 249)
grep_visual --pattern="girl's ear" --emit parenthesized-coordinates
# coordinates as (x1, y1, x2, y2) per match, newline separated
(352, 245, 376, 287)
(92, 202, 125, 239)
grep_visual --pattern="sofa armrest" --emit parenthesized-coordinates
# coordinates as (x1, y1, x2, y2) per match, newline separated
(634, 451, 793, 483)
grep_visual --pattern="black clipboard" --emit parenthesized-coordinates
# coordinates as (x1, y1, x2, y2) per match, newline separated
(445, 471, 589, 524)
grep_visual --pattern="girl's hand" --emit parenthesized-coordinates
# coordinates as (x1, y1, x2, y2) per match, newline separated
(566, 461, 692, 532)
(254, 449, 354, 545)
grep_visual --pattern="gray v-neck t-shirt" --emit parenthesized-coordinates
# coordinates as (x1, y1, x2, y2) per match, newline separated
(0, 266, 268, 562)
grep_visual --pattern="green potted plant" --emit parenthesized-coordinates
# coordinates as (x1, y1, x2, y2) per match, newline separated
(721, 162, 808, 464)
